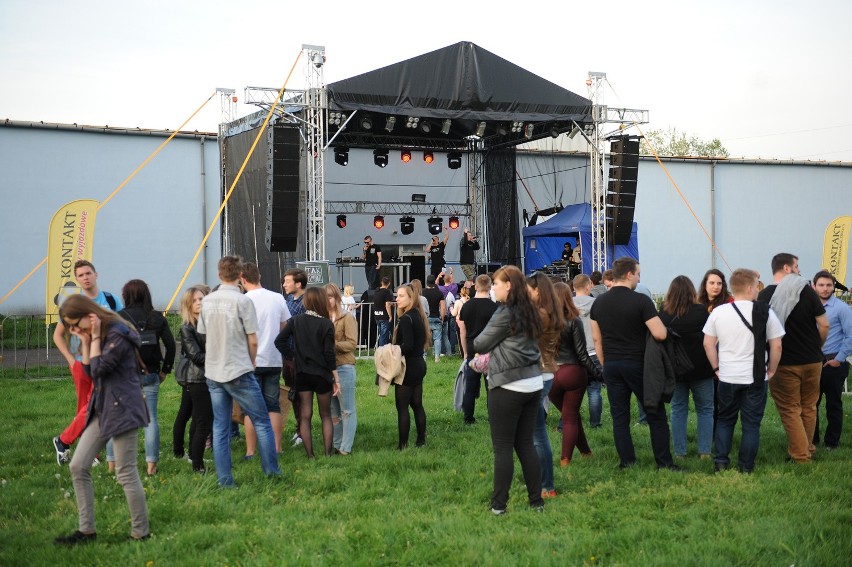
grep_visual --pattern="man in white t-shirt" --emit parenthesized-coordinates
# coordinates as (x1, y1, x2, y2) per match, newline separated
(241, 262, 291, 454)
(703, 268, 784, 473)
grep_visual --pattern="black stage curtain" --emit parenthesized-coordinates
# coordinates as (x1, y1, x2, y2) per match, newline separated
(484, 148, 521, 268)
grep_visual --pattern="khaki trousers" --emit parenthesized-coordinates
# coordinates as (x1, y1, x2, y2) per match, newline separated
(769, 363, 822, 462)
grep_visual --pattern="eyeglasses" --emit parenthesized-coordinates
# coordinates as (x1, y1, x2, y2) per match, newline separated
(64, 317, 82, 329)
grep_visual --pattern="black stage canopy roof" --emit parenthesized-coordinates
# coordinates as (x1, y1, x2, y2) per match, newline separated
(326, 41, 592, 151)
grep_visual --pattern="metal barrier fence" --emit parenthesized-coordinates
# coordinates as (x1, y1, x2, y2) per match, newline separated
(1, 303, 394, 379)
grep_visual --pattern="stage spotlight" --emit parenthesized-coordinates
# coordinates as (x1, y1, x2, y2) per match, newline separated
(448, 215, 460, 230)
(384, 116, 396, 132)
(524, 123, 535, 139)
(373, 215, 385, 229)
(361, 115, 373, 130)
(441, 119, 452, 134)
(475, 121, 487, 137)
(496, 123, 508, 136)
(333, 147, 349, 166)
(550, 125, 561, 138)
(447, 151, 462, 169)
(401, 149, 412, 163)
(420, 120, 432, 133)
(336, 214, 347, 229)
(400, 215, 415, 235)
(328, 111, 347, 126)
(411, 193, 427, 203)
(511, 121, 524, 133)
(373, 149, 389, 168)
(427, 216, 443, 235)
(568, 125, 581, 139)
(423, 151, 434, 164)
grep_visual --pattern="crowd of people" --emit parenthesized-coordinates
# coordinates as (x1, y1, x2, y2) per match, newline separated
(49, 249, 851, 542)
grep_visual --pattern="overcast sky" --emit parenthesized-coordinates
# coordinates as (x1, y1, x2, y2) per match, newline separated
(2, 0, 850, 162)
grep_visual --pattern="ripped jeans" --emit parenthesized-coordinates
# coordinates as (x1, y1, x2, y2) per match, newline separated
(331, 364, 358, 453)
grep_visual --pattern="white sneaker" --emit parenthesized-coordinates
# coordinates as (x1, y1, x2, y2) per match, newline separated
(91, 457, 101, 467)
(292, 435, 303, 447)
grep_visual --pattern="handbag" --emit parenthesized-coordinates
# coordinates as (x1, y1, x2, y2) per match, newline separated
(469, 352, 490, 374)
(175, 353, 190, 386)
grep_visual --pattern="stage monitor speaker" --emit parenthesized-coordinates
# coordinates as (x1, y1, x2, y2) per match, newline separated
(266, 125, 301, 252)
(477, 263, 502, 276)
(402, 255, 426, 286)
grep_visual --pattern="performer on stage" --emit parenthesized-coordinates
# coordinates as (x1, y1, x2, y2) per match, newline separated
(362, 236, 382, 290)
(425, 228, 449, 278)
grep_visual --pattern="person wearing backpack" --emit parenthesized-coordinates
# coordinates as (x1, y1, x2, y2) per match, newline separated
(112, 279, 176, 476)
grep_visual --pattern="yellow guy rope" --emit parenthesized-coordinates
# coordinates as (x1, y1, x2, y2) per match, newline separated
(0, 91, 217, 307)
(605, 79, 733, 273)
(163, 51, 303, 313)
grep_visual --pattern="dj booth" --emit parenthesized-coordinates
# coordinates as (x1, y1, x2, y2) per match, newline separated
(537, 260, 580, 281)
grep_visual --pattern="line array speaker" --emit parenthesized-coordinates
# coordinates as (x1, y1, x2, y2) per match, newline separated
(265, 125, 301, 252)
(606, 135, 641, 245)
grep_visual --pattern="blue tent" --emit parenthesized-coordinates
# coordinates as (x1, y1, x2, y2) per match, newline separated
(521, 203, 639, 274)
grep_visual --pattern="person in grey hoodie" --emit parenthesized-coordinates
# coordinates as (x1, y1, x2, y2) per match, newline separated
(572, 274, 603, 428)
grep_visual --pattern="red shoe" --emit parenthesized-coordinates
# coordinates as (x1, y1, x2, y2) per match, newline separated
(560, 458, 570, 467)
(541, 489, 558, 499)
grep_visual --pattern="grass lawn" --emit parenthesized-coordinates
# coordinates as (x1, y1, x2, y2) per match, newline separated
(1, 358, 850, 566)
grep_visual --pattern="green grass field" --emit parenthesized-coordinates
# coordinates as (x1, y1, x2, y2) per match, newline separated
(1, 359, 850, 566)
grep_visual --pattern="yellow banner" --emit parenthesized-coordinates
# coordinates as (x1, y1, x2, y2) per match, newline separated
(45, 200, 99, 324)
(822, 216, 851, 287)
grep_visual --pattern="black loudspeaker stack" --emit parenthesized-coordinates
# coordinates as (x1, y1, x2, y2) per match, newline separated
(402, 255, 426, 286)
(606, 136, 640, 246)
(265, 126, 301, 252)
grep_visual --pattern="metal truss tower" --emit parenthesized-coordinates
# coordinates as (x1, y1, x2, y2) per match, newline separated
(217, 88, 237, 255)
(302, 44, 327, 262)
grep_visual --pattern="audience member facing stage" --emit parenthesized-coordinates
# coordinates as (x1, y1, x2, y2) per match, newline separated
(571, 274, 603, 428)
(282, 268, 308, 447)
(457, 275, 498, 425)
(698, 268, 732, 313)
(326, 283, 359, 455)
(392, 283, 430, 449)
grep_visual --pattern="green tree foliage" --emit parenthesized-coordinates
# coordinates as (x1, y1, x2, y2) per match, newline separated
(640, 127, 729, 158)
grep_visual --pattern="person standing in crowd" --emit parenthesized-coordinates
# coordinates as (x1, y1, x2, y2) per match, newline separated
(473, 265, 545, 515)
(241, 262, 290, 456)
(811, 270, 852, 450)
(698, 269, 732, 313)
(457, 275, 498, 425)
(409, 279, 430, 320)
(590, 257, 677, 470)
(438, 270, 461, 356)
(459, 228, 480, 282)
(282, 268, 307, 447)
(426, 227, 450, 277)
(362, 235, 382, 290)
(326, 283, 358, 455)
(704, 269, 784, 473)
(526, 273, 564, 499)
(342, 284, 357, 313)
(275, 287, 340, 458)
(758, 253, 829, 463)
(572, 274, 603, 428)
(392, 284, 430, 449)
(112, 279, 175, 476)
(659, 276, 714, 459)
(52, 260, 123, 466)
(551, 281, 601, 466)
(371, 276, 394, 348)
(589, 271, 607, 298)
(422, 278, 446, 362)
(199, 256, 281, 486)
(54, 295, 149, 545)
(451, 284, 470, 321)
(175, 284, 212, 473)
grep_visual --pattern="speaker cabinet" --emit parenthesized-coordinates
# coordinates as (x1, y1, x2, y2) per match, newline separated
(266, 125, 301, 252)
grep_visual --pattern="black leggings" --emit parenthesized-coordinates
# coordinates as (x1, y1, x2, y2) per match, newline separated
(187, 382, 213, 472)
(395, 383, 426, 449)
(173, 385, 193, 457)
(298, 390, 333, 457)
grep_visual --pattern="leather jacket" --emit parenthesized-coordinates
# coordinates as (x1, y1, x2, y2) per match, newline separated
(556, 318, 602, 381)
(473, 305, 541, 390)
(180, 322, 207, 384)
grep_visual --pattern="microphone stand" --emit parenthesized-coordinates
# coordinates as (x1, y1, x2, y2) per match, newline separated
(338, 241, 362, 255)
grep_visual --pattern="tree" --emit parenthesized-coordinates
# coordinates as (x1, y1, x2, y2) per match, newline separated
(640, 127, 729, 158)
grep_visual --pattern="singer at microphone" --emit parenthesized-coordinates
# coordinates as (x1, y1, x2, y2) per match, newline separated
(362, 235, 382, 289)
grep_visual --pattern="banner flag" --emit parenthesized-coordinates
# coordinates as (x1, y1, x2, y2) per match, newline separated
(822, 216, 851, 288)
(45, 200, 99, 324)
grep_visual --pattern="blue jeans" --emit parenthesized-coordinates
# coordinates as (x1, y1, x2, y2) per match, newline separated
(106, 372, 160, 463)
(428, 317, 442, 360)
(533, 377, 555, 492)
(670, 377, 714, 456)
(462, 356, 484, 422)
(365, 265, 379, 289)
(207, 373, 281, 486)
(376, 320, 391, 348)
(441, 318, 454, 355)
(331, 364, 358, 453)
(587, 354, 603, 427)
(714, 380, 767, 472)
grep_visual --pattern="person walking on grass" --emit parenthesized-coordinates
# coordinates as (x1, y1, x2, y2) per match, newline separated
(275, 287, 340, 458)
(54, 295, 149, 546)
(326, 283, 359, 455)
(526, 272, 564, 500)
(473, 265, 545, 515)
(199, 256, 281, 486)
(571, 274, 604, 429)
(551, 281, 601, 469)
(52, 260, 123, 466)
(392, 284, 430, 449)
(703, 269, 784, 473)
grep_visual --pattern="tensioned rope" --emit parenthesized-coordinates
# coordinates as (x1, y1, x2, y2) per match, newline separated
(605, 78, 733, 272)
(0, 91, 218, 307)
(163, 51, 302, 313)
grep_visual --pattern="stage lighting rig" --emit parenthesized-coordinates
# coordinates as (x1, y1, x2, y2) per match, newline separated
(400, 215, 415, 235)
(401, 149, 412, 163)
(374, 149, 389, 168)
(423, 151, 434, 164)
(336, 214, 347, 229)
(333, 147, 349, 166)
(447, 151, 462, 169)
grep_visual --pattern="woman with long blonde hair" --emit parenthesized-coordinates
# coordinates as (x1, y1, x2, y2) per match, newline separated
(326, 283, 359, 455)
(392, 283, 431, 449)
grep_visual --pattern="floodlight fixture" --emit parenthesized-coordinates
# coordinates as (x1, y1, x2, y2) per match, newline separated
(400, 215, 415, 235)
(401, 149, 412, 163)
(447, 151, 462, 169)
(568, 125, 581, 139)
(420, 120, 432, 133)
(384, 116, 397, 132)
(524, 123, 535, 139)
(405, 116, 420, 129)
(373, 215, 385, 229)
(373, 148, 389, 168)
(441, 119, 452, 134)
(475, 121, 487, 137)
(328, 111, 347, 126)
(423, 151, 434, 164)
(496, 123, 508, 136)
(427, 216, 444, 235)
(335, 214, 347, 229)
(511, 121, 524, 133)
(448, 215, 460, 230)
(411, 193, 427, 203)
(550, 125, 561, 138)
(333, 147, 349, 166)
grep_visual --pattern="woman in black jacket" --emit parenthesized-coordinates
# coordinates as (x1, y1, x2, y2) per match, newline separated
(392, 283, 430, 449)
(550, 282, 602, 467)
(175, 284, 212, 473)
(473, 265, 544, 515)
(113, 279, 176, 476)
(275, 287, 340, 458)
